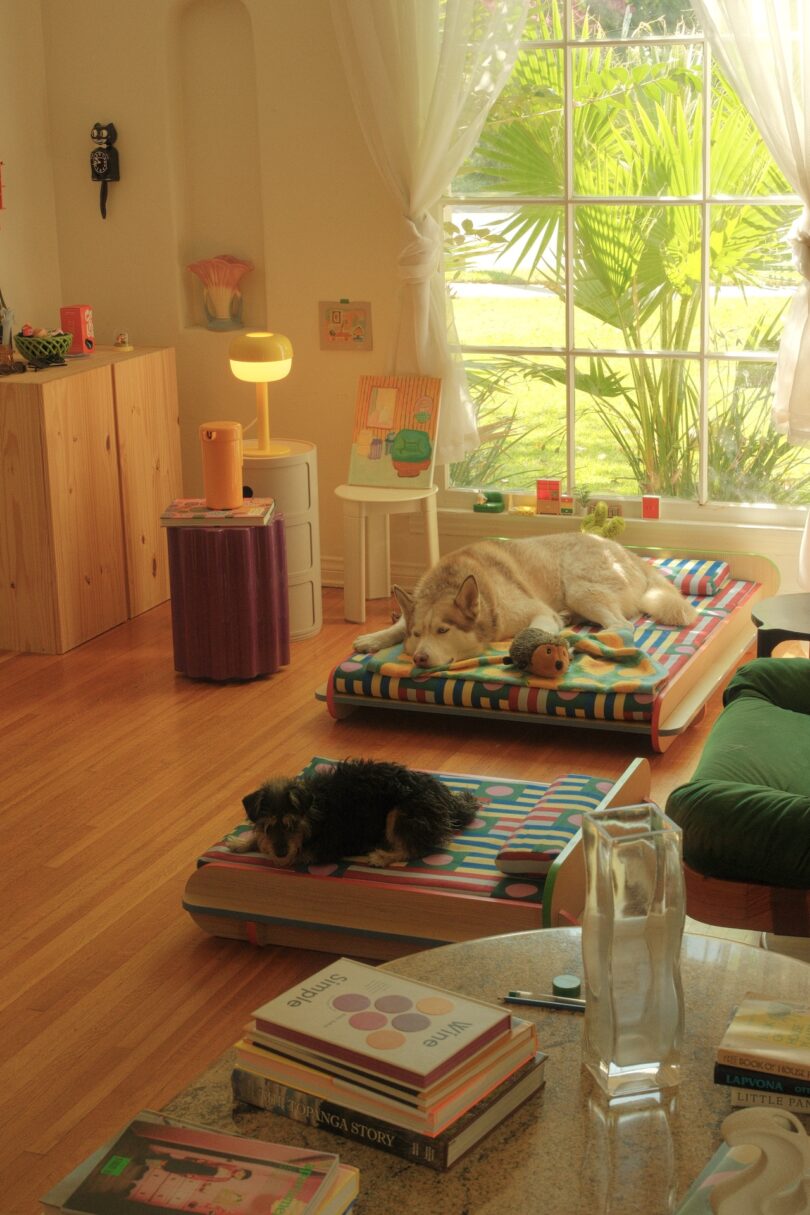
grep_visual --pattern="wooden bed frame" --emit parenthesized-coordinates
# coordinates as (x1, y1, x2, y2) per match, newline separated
(183, 758, 652, 960)
(316, 549, 779, 752)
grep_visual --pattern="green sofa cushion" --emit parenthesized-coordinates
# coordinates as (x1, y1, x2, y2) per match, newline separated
(666, 658, 810, 888)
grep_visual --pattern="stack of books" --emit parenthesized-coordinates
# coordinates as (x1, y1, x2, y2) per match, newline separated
(40, 1109, 359, 1215)
(231, 957, 546, 1170)
(160, 496, 275, 526)
(714, 992, 810, 1114)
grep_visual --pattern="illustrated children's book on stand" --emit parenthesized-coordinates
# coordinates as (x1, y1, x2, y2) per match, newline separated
(347, 374, 442, 490)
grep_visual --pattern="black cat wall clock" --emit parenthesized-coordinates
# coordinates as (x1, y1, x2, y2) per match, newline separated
(90, 122, 119, 219)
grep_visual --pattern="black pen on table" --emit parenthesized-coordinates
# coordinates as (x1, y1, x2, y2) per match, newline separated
(501, 989, 586, 1012)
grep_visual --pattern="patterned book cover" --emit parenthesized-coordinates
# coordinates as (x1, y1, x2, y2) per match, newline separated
(41, 1109, 339, 1214)
(160, 497, 275, 526)
(347, 374, 441, 489)
(716, 994, 810, 1080)
(251, 957, 511, 1089)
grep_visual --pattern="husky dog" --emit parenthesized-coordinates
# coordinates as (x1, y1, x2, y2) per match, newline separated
(354, 533, 697, 669)
(226, 758, 480, 868)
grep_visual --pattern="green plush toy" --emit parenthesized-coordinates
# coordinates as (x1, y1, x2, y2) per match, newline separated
(580, 500, 625, 540)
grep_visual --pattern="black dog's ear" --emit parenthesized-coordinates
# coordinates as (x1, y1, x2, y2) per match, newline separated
(288, 782, 310, 811)
(242, 789, 265, 821)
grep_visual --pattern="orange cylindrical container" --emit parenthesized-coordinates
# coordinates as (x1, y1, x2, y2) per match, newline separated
(200, 421, 244, 509)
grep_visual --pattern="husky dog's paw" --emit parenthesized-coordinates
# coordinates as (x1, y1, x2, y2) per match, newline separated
(353, 632, 383, 653)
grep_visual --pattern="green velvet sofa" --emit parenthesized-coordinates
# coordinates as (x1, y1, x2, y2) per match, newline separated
(666, 658, 810, 934)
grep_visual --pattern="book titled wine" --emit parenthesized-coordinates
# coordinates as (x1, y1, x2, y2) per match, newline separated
(40, 1108, 356, 1215)
(251, 957, 512, 1090)
(716, 993, 810, 1082)
(232, 1050, 546, 1171)
(160, 497, 275, 526)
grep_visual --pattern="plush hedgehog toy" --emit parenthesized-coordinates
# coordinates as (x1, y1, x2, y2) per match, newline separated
(507, 628, 573, 679)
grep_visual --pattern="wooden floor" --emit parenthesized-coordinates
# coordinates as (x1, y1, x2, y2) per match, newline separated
(0, 589, 790, 1211)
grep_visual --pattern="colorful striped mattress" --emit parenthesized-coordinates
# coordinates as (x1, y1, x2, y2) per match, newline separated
(198, 761, 612, 910)
(327, 575, 759, 724)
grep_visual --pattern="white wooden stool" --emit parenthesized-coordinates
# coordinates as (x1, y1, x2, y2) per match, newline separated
(334, 484, 440, 623)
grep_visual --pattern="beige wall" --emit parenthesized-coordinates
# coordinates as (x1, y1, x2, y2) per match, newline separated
(31, 0, 409, 581)
(0, 2, 62, 327)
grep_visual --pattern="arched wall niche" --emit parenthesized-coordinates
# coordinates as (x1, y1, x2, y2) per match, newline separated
(172, 0, 265, 332)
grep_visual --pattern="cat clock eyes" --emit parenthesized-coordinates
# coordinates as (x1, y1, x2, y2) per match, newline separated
(90, 122, 120, 219)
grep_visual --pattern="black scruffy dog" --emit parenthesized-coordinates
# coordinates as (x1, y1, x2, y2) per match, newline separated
(226, 758, 479, 868)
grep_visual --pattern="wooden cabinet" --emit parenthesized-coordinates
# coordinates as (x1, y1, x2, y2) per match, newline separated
(0, 346, 182, 654)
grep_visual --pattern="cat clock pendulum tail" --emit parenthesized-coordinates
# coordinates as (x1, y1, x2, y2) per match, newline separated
(90, 122, 120, 219)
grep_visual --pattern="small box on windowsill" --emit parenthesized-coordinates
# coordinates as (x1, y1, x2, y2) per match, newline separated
(642, 495, 661, 519)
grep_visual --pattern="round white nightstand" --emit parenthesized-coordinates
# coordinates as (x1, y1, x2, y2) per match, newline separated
(243, 440, 322, 639)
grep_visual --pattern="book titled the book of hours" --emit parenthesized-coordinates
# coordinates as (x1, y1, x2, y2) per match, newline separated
(716, 993, 810, 1081)
(251, 958, 512, 1090)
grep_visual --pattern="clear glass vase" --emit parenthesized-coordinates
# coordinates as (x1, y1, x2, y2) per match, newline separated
(581, 802, 685, 1098)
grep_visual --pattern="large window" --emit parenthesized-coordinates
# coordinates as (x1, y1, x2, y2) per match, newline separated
(444, 0, 810, 510)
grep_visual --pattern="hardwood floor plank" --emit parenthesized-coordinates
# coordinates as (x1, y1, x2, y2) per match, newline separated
(0, 587, 771, 1212)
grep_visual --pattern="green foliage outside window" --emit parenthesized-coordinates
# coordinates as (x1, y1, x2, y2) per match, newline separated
(447, 0, 810, 505)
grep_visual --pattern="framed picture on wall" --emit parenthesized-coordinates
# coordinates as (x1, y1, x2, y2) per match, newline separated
(347, 374, 442, 490)
(319, 299, 372, 350)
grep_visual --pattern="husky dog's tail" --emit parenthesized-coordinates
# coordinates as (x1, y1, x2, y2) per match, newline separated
(640, 569, 698, 626)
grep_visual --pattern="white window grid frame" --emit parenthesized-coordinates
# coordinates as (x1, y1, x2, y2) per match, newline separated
(438, 7, 804, 528)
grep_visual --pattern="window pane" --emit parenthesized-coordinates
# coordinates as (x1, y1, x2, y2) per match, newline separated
(709, 205, 796, 352)
(446, 204, 565, 347)
(708, 360, 810, 505)
(573, 43, 703, 197)
(453, 50, 564, 199)
(571, 0, 700, 38)
(450, 355, 567, 489)
(524, 1, 558, 41)
(711, 67, 793, 196)
(574, 205, 701, 351)
(574, 356, 699, 496)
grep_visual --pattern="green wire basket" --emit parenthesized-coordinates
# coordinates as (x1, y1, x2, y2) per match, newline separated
(14, 332, 72, 361)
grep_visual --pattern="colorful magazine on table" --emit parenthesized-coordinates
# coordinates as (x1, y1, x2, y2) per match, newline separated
(40, 1109, 343, 1215)
(160, 498, 275, 526)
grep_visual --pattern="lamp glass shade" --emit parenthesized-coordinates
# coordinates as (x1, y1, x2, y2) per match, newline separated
(228, 331, 293, 383)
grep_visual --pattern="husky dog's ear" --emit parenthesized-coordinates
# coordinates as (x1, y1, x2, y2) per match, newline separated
(455, 574, 480, 620)
(392, 585, 414, 622)
(242, 789, 265, 821)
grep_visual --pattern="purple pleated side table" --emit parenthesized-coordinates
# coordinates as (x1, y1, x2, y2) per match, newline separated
(166, 516, 290, 680)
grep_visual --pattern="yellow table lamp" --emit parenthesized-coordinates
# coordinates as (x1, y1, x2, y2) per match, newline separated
(228, 330, 293, 456)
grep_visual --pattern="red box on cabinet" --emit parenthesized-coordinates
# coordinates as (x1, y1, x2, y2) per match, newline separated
(60, 305, 95, 355)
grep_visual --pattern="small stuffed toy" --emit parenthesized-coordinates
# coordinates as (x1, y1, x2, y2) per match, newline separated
(507, 628, 573, 678)
(580, 500, 626, 540)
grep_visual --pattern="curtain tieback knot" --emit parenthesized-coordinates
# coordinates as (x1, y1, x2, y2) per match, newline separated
(789, 207, 810, 282)
(398, 214, 441, 286)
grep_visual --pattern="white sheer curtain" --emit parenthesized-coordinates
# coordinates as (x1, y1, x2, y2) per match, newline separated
(692, 0, 810, 585)
(330, 0, 529, 465)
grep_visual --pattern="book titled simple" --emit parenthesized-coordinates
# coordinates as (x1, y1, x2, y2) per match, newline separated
(251, 957, 512, 1090)
(39, 1108, 356, 1215)
(160, 496, 275, 526)
(716, 993, 810, 1081)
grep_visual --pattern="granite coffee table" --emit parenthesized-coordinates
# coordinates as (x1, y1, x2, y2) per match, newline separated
(162, 928, 810, 1214)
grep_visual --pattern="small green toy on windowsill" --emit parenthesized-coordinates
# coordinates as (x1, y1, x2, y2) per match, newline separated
(473, 491, 505, 513)
(581, 500, 625, 540)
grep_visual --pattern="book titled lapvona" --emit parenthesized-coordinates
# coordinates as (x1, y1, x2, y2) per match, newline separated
(250, 957, 512, 1090)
